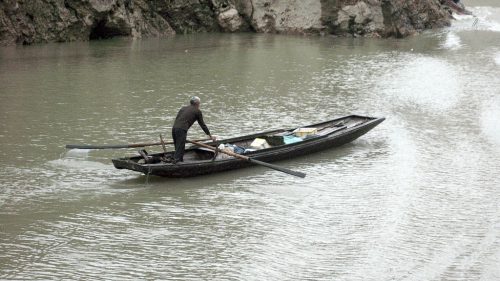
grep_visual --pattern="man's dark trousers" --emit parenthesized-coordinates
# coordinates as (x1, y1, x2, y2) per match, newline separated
(172, 128, 187, 162)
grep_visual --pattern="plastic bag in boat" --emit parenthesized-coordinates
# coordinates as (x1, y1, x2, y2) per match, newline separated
(215, 144, 234, 160)
(283, 135, 303, 144)
(214, 144, 246, 159)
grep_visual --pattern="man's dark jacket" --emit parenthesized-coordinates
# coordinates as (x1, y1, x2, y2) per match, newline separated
(172, 105, 211, 135)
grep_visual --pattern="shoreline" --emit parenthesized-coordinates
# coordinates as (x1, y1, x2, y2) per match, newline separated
(1, 0, 453, 47)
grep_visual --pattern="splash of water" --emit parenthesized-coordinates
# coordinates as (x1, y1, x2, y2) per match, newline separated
(440, 32, 463, 50)
(48, 158, 110, 170)
(63, 148, 91, 159)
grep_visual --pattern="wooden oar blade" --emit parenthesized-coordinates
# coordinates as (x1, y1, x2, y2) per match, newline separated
(248, 158, 306, 178)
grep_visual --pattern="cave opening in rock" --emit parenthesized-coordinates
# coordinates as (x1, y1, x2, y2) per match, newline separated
(89, 19, 127, 40)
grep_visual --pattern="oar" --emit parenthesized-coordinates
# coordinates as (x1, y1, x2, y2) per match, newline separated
(187, 140, 306, 178)
(66, 138, 211, 150)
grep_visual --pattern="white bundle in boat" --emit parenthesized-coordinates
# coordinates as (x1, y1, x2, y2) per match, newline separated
(215, 144, 235, 160)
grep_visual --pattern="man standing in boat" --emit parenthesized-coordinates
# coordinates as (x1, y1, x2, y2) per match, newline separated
(172, 96, 216, 163)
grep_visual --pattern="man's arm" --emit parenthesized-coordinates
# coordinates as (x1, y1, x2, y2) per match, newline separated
(196, 110, 211, 136)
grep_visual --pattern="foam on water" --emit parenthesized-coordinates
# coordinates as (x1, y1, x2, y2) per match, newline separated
(64, 149, 91, 159)
(48, 158, 111, 170)
(441, 32, 463, 50)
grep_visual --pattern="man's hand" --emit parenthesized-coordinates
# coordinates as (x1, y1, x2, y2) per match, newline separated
(210, 135, 217, 141)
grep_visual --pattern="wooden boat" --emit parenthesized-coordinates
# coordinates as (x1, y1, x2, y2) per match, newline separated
(112, 115, 385, 178)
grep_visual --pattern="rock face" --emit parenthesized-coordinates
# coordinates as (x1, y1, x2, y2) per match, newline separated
(0, 0, 452, 46)
(383, 0, 452, 37)
(250, 0, 323, 34)
(155, 0, 220, 34)
(0, 0, 175, 45)
(248, 0, 451, 37)
(335, 1, 385, 36)
(217, 8, 247, 32)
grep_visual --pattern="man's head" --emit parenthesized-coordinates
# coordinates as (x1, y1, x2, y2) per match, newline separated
(190, 96, 201, 108)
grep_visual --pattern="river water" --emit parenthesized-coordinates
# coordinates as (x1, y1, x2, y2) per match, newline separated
(1, 2, 499, 280)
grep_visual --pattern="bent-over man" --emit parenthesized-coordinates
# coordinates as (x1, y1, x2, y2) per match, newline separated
(172, 96, 215, 163)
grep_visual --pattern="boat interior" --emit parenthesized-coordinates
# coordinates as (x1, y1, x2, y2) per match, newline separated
(132, 115, 373, 164)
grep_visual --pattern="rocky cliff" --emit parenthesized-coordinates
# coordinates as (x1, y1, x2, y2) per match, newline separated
(0, 0, 452, 46)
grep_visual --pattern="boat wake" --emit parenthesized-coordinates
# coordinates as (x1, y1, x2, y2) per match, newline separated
(54, 149, 122, 173)
(51, 149, 113, 171)
(48, 158, 111, 170)
(63, 148, 91, 159)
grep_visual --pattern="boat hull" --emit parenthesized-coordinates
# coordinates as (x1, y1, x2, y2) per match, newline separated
(112, 115, 385, 178)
